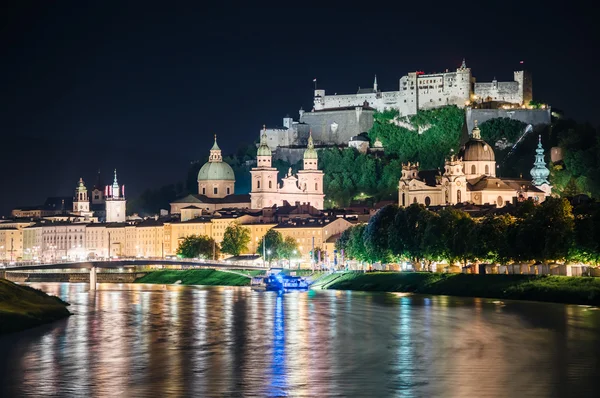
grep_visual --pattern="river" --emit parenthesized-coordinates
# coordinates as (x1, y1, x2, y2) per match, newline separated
(1, 283, 599, 397)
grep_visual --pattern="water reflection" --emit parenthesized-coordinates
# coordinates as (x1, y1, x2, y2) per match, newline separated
(0, 284, 599, 397)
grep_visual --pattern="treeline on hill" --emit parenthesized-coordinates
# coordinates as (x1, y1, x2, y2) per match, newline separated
(336, 198, 600, 268)
(546, 119, 600, 198)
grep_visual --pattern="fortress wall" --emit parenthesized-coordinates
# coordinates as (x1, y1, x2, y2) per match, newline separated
(466, 108, 551, 132)
(300, 109, 375, 145)
(474, 81, 522, 103)
(273, 148, 308, 165)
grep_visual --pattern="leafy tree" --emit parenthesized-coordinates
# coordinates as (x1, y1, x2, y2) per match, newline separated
(572, 202, 600, 265)
(278, 236, 299, 262)
(470, 214, 512, 264)
(221, 223, 251, 256)
(438, 208, 475, 266)
(257, 229, 283, 260)
(343, 224, 368, 262)
(364, 204, 398, 263)
(176, 235, 220, 259)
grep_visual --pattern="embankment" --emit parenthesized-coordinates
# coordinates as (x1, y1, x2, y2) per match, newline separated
(135, 269, 253, 286)
(313, 272, 600, 306)
(0, 279, 71, 334)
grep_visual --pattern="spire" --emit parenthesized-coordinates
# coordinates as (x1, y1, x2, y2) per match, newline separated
(112, 169, 120, 198)
(211, 134, 220, 151)
(303, 130, 318, 160)
(373, 74, 378, 91)
(472, 120, 481, 139)
(461, 58, 466, 69)
(530, 135, 550, 186)
(209, 134, 222, 162)
(257, 124, 272, 157)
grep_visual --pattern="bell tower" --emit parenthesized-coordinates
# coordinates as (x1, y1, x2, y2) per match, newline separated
(297, 131, 325, 209)
(250, 126, 279, 208)
(442, 153, 467, 205)
(73, 178, 92, 216)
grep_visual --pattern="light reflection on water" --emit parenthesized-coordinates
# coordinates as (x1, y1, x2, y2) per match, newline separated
(0, 283, 600, 397)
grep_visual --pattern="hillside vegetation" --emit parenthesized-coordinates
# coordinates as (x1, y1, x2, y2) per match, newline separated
(0, 279, 71, 334)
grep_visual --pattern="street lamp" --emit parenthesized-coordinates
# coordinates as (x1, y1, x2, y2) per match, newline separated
(292, 250, 297, 269)
(267, 249, 272, 267)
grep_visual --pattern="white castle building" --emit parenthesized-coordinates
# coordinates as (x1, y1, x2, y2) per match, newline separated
(313, 60, 532, 116)
(398, 122, 550, 208)
(250, 128, 325, 209)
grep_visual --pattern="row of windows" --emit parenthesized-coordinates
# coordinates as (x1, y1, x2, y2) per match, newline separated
(201, 187, 231, 195)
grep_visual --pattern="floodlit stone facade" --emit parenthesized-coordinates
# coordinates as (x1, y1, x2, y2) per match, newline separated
(399, 123, 550, 208)
(250, 129, 324, 210)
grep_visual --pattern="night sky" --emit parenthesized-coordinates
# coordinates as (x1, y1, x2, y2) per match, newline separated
(1, 2, 598, 216)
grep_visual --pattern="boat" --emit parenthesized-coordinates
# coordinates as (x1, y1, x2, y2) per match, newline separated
(251, 268, 309, 292)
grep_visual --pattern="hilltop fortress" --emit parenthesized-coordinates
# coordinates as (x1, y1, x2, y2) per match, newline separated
(264, 60, 548, 163)
(313, 60, 532, 114)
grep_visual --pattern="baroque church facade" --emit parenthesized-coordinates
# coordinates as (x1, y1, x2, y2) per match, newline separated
(170, 130, 325, 215)
(399, 122, 551, 208)
(250, 128, 324, 209)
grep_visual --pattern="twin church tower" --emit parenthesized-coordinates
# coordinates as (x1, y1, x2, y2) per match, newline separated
(250, 127, 324, 209)
(177, 127, 325, 213)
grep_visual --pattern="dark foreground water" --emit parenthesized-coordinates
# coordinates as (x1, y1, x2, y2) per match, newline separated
(1, 284, 600, 397)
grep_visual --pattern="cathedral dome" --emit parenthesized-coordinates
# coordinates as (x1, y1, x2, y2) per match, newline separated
(459, 122, 495, 162)
(197, 136, 236, 181)
(197, 161, 235, 181)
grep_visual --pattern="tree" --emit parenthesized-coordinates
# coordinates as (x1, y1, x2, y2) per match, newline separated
(470, 214, 513, 264)
(438, 208, 475, 266)
(346, 224, 368, 262)
(257, 229, 284, 261)
(221, 223, 251, 256)
(364, 205, 398, 263)
(278, 236, 299, 263)
(176, 235, 220, 259)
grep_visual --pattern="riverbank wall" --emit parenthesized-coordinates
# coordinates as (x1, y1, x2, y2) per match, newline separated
(0, 278, 71, 334)
(312, 272, 600, 306)
(135, 269, 253, 286)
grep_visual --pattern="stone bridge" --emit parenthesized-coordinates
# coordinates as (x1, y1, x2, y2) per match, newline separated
(1, 259, 265, 289)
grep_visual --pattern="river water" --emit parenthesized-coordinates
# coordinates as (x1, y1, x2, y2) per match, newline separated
(1, 283, 599, 397)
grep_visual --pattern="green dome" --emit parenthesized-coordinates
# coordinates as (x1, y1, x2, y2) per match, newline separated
(257, 128, 272, 156)
(304, 148, 318, 159)
(198, 161, 235, 181)
(304, 132, 318, 159)
(258, 143, 272, 156)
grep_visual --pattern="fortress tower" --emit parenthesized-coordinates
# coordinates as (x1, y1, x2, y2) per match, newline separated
(105, 169, 126, 223)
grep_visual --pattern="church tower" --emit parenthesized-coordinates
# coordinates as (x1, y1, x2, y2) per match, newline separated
(250, 126, 279, 208)
(73, 178, 92, 217)
(105, 169, 126, 222)
(442, 152, 467, 205)
(530, 135, 552, 195)
(296, 131, 325, 209)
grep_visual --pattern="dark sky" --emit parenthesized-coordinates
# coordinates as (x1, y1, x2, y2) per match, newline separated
(1, 2, 598, 216)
